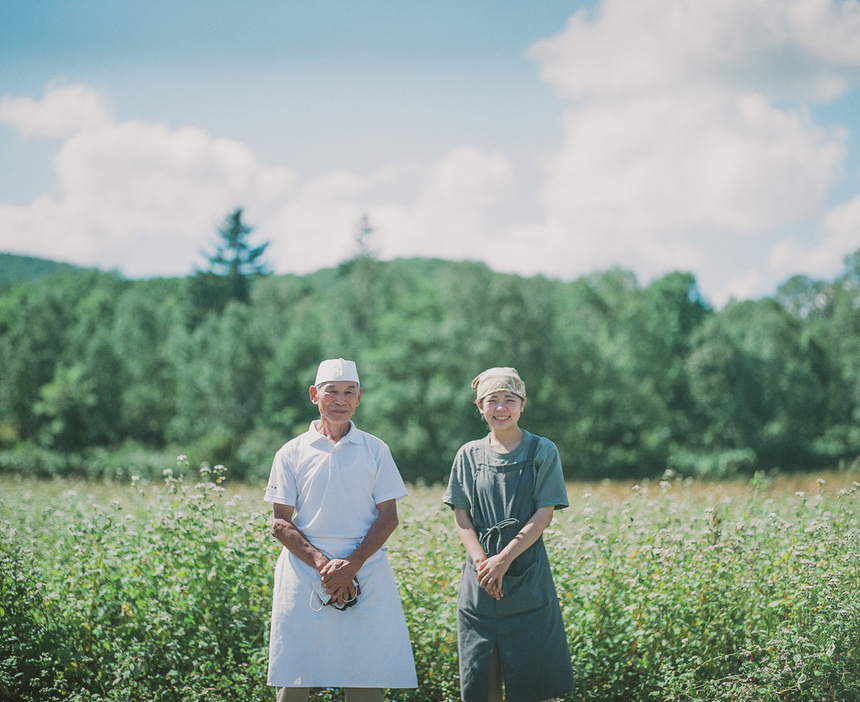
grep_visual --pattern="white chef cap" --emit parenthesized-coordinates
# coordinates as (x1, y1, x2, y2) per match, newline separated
(314, 358, 360, 387)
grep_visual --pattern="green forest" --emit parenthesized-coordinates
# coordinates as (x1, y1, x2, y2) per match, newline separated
(2, 213, 859, 484)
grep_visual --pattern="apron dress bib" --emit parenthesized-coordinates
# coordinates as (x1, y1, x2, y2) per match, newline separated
(456, 435, 574, 702)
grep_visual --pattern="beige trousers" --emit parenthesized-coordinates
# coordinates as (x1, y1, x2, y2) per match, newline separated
(276, 687, 385, 702)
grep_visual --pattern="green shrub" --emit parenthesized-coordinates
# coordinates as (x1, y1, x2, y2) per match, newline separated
(1, 471, 858, 701)
(1, 463, 273, 700)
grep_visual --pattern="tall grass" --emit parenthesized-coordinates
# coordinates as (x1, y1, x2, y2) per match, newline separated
(545, 474, 860, 701)
(1, 466, 858, 701)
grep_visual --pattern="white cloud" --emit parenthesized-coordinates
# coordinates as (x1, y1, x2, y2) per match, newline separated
(537, 91, 845, 258)
(0, 85, 515, 278)
(530, 0, 860, 102)
(0, 83, 113, 138)
(767, 193, 860, 279)
(257, 148, 514, 274)
(0, 87, 304, 275)
(371, 146, 513, 261)
(716, 267, 769, 305)
(522, 0, 860, 293)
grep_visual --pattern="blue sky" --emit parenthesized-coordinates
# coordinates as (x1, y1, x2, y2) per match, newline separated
(3, 0, 860, 306)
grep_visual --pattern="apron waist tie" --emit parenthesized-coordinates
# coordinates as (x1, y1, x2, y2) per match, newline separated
(479, 517, 520, 556)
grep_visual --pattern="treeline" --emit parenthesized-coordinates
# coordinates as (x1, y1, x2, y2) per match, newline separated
(1, 252, 859, 484)
(0, 252, 83, 288)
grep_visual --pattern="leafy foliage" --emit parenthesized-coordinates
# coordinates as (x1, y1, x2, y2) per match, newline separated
(1, 471, 859, 701)
(1, 248, 860, 482)
(1, 465, 272, 701)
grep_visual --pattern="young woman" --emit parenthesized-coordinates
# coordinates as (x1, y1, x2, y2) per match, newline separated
(444, 367, 574, 702)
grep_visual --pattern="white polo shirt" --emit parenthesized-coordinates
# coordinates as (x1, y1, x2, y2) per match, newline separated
(263, 421, 418, 689)
(264, 421, 408, 542)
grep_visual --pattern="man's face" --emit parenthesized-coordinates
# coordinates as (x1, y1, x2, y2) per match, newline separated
(310, 381, 362, 425)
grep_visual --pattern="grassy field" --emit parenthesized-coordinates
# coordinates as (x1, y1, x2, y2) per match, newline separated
(2, 465, 859, 701)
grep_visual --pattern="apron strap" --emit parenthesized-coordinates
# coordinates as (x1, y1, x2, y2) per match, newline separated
(524, 433, 539, 485)
(478, 434, 541, 555)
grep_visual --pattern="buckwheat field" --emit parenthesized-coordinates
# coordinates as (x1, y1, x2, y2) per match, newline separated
(2, 465, 858, 702)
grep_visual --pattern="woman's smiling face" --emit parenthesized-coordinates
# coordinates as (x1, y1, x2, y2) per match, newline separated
(476, 391, 526, 431)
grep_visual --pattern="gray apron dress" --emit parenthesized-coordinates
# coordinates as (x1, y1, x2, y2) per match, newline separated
(457, 435, 574, 702)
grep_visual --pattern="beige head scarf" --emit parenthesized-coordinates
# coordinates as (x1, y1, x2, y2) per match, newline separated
(471, 367, 526, 402)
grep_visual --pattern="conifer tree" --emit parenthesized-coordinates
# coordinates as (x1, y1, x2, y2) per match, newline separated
(189, 208, 269, 323)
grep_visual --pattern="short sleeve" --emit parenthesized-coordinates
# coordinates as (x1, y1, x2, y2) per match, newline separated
(533, 438, 569, 510)
(370, 440, 409, 504)
(443, 445, 473, 511)
(263, 444, 298, 506)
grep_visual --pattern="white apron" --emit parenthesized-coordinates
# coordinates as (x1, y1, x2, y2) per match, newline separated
(267, 536, 418, 688)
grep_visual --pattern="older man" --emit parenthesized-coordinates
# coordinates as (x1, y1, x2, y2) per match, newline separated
(264, 358, 417, 702)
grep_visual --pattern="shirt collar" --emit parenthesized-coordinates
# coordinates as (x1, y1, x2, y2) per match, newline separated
(308, 420, 360, 445)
